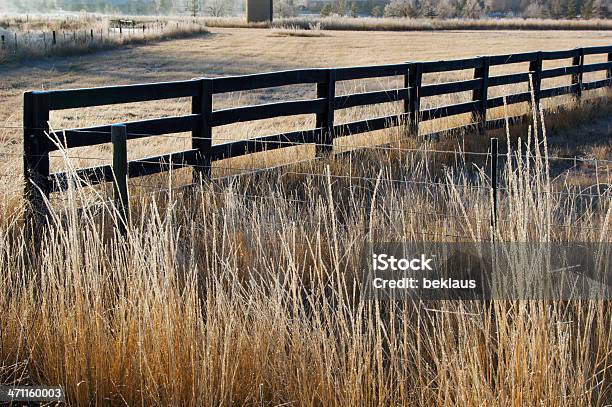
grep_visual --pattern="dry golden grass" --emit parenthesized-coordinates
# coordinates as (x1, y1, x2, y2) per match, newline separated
(0, 27, 611, 406)
(0, 105, 611, 405)
(0, 13, 208, 63)
(269, 22, 329, 38)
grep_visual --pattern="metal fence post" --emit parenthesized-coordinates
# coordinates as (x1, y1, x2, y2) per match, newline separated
(472, 56, 490, 134)
(112, 124, 129, 235)
(571, 47, 584, 101)
(192, 78, 213, 181)
(23, 91, 51, 234)
(528, 51, 543, 107)
(407, 62, 422, 137)
(316, 68, 336, 156)
(490, 137, 499, 231)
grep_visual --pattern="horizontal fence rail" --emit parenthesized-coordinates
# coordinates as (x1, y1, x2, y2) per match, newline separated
(23, 44, 612, 227)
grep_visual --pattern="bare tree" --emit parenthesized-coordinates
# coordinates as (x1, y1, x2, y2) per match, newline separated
(206, 0, 235, 16)
(384, 0, 421, 17)
(187, 0, 201, 17)
(275, 0, 296, 17)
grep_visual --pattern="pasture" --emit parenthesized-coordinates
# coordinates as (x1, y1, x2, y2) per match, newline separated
(2, 26, 612, 192)
(1, 22, 611, 406)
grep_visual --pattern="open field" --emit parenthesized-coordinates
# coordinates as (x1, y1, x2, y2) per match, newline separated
(1, 25, 612, 405)
(1, 27, 612, 178)
(1, 27, 611, 215)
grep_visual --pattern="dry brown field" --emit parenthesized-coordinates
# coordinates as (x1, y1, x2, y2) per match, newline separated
(1, 27, 611, 189)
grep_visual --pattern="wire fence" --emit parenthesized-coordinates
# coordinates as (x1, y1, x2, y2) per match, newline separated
(124, 185, 611, 242)
(4, 124, 612, 163)
(2, 120, 609, 238)
(4, 125, 610, 182)
(4, 152, 608, 200)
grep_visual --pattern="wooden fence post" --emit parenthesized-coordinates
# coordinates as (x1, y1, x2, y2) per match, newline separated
(571, 47, 584, 101)
(23, 91, 51, 233)
(528, 51, 543, 107)
(192, 78, 213, 181)
(111, 124, 129, 235)
(407, 62, 423, 137)
(472, 56, 490, 134)
(607, 52, 612, 82)
(315, 68, 336, 156)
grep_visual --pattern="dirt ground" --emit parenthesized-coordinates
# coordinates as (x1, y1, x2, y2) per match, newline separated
(2, 27, 612, 120)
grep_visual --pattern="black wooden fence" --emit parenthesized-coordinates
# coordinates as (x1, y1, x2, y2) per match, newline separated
(23, 44, 612, 226)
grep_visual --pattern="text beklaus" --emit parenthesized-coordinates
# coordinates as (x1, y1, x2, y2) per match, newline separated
(370, 253, 477, 290)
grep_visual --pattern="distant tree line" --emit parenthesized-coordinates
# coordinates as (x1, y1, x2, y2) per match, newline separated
(314, 0, 610, 18)
(7, 0, 242, 16)
(5, 0, 610, 18)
